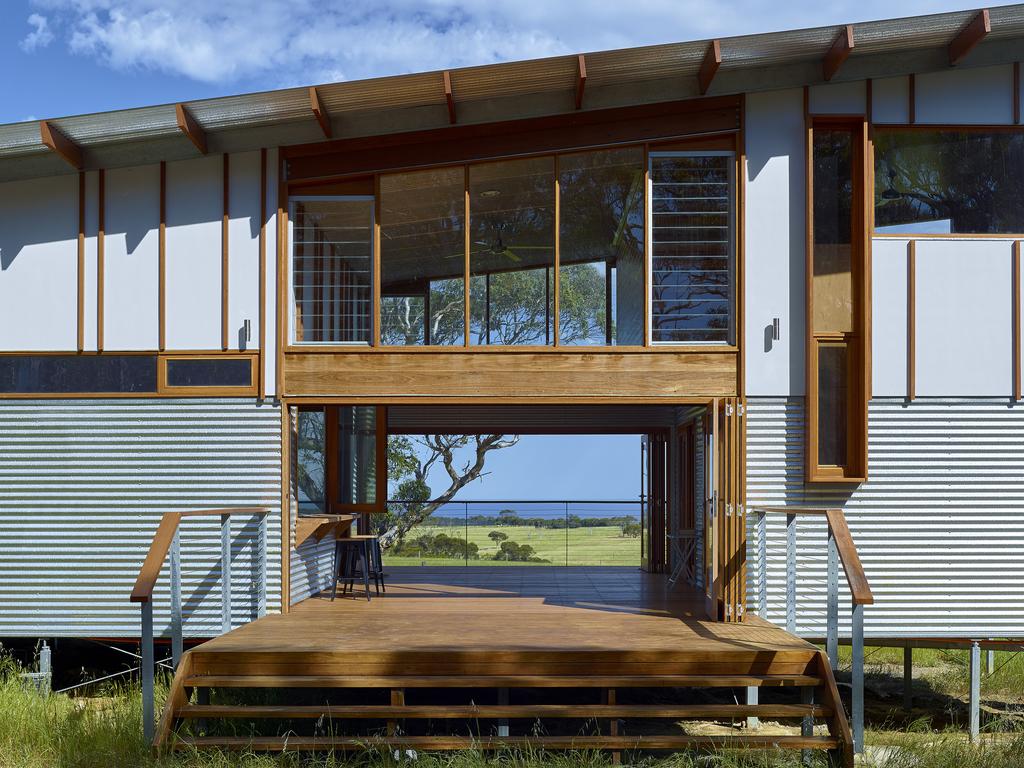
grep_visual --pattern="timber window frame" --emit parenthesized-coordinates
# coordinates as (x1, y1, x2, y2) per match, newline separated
(805, 116, 870, 483)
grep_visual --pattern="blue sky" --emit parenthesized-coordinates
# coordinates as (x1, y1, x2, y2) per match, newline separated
(3, 0, 976, 124)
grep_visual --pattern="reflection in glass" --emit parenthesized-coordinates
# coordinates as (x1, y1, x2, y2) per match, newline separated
(874, 130, 1024, 235)
(559, 148, 645, 345)
(296, 409, 326, 514)
(649, 154, 733, 343)
(337, 406, 378, 507)
(469, 158, 555, 345)
(380, 168, 465, 345)
(812, 130, 854, 334)
(291, 198, 374, 343)
(817, 343, 849, 467)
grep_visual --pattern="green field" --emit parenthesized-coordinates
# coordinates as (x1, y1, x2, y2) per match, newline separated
(384, 523, 641, 567)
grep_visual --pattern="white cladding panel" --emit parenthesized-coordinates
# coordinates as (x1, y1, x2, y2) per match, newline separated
(104, 164, 160, 350)
(0, 399, 283, 637)
(915, 240, 1013, 397)
(808, 80, 865, 114)
(744, 88, 806, 397)
(0, 175, 79, 351)
(228, 151, 262, 351)
(871, 76, 910, 124)
(746, 397, 1024, 638)
(165, 156, 222, 350)
(263, 149, 278, 395)
(915, 64, 1014, 124)
(82, 171, 99, 351)
(871, 238, 909, 397)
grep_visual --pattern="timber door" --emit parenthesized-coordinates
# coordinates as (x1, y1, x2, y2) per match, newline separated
(704, 398, 745, 622)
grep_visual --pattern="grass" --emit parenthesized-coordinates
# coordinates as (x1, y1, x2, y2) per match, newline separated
(4, 652, 1024, 768)
(385, 524, 641, 567)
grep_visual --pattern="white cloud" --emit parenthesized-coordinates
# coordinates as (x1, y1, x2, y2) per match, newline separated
(20, 13, 54, 52)
(27, 0, 977, 87)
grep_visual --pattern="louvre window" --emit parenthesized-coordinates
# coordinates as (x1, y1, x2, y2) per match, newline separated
(649, 153, 734, 344)
(290, 196, 374, 344)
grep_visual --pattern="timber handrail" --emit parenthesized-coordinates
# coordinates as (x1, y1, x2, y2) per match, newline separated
(130, 506, 271, 745)
(751, 505, 871, 755)
(754, 507, 873, 605)
(130, 507, 271, 603)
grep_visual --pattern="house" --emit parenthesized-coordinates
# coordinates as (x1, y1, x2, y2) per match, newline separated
(1, 5, 1023, 763)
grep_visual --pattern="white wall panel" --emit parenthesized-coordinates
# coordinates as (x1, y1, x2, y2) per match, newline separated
(871, 76, 910, 124)
(0, 175, 79, 351)
(228, 151, 261, 351)
(746, 397, 1024, 638)
(744, 88, 805, 397)
(915, 65, 1014, 124)
(82, 171, 99, 351)
(165, 156, 222, 350)
(104, 165, 159, 350)
(915, 240, 1013, 397)
(871, 238, 909, 396)
(808, 80, 866, 115)
(263, 148, 278, 395)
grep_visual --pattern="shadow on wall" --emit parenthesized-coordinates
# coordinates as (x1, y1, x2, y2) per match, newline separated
(0, 156, 265, 270)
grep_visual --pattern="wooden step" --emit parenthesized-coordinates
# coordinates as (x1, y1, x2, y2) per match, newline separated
(182, 673, 823, 689)
(173, 734, 842, 751)
(177, 702, 833, 720)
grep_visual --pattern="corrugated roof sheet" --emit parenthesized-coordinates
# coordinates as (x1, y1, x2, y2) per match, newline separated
(1, 6, 1022, 179)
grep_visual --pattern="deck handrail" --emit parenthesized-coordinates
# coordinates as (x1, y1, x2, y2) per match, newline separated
(130, 506, 271, 744)
(754, 507, 873, 605)
(750, 506, 872, 755)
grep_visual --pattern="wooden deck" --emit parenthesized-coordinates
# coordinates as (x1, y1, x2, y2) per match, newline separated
(163, 567, 851, 765)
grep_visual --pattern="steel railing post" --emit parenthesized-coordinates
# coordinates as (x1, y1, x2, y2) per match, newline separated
(826, 526, 839, 671)
(169, 528, 183, 669)
(851, 601, 865, 753)
(757, 510, 767, 616)
(801, 686, 814, 766)
(786, 513, 796, 633)
(141, 600, 154, 743)
(257, 512, 268, 618)
(565, 501, 569, 566)
(903, 645, 913, 711)
(464, 502, 469, 566)
(969, 641, 981, 741)
(220, 514, 232, 635)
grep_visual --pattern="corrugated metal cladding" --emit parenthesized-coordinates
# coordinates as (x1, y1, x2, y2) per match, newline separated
(290, 538, 336, 605)
(0, 399, 282, 638)
(745, 397, 1024, 639)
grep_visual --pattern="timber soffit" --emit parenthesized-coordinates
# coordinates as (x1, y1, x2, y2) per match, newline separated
(3, 6, 1024, 181)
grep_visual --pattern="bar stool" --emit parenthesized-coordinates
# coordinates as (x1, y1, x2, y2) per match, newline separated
(332, 537, 372, 602)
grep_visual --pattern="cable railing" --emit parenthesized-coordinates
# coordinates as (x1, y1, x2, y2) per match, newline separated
(378, 499, 644, 567)
(129, 507, 271, 743)
(749, 506, 874, 755)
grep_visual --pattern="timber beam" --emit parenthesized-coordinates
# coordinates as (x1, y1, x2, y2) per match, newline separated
(823, 25, 854, 81)
(309, 86, 332, 139)
(575, 54, 587, 109)
(39, 120, 83, 169)
(175, 103, 208, 154)
(443, 71, 457, 124)
(948, 9, 990, 66)
(698, 40, 721, 95)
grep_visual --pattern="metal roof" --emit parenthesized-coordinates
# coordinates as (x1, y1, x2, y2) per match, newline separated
(2, 5, 1023, 181)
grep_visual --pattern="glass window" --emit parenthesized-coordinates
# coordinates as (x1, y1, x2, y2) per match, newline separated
(0, 355, 157, 393)
(380, 168, 466, 345)
(813, 129, 854, 334)
(469, 157, 555, 345)
(817, 342, 849, 467)
(559, 148, 645, 345)
(296, 409, 326, 515)
(164, 358, 252, 388)
(649, 153, 734, 344)
(875, 130, 1024, 235)
(290, 197, 374, 344)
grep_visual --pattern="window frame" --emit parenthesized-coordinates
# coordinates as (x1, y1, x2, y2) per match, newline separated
(646, 149, 737, 347)
(805, 116, 870, 483)
(287, 194, 377, 347)
(157, 353, 258, 396)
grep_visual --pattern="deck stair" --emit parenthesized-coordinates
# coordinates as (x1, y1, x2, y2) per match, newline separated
(158, 645, 852, 767)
